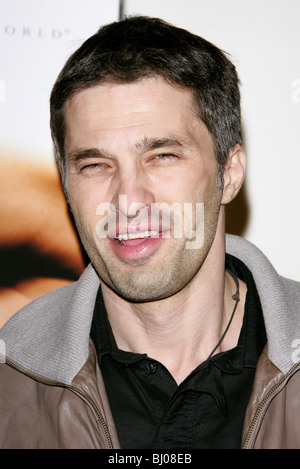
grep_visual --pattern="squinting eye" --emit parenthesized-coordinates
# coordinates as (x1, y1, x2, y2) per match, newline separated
(81, 163, 110, 175)
(154, 154, 178, 162)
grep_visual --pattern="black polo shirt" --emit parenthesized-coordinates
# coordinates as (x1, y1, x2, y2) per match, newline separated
(90, 254, 267, 449)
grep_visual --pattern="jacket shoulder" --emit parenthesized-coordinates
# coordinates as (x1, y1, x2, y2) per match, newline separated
(243, 348, 300, 449)
(0, 264, 100, 385)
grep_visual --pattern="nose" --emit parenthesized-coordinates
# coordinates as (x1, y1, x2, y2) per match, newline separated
(111, 166, 155, 220)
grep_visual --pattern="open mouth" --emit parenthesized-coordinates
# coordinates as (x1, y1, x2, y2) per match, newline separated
(108, 229, 168, 261)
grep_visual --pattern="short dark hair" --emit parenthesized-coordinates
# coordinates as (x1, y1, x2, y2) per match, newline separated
(50, 16, 242, 183)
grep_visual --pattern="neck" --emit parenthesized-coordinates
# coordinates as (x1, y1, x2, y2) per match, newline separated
(101, 217, 246, 384)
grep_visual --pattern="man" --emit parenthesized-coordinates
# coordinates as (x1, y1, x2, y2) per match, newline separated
(0, 16, 299, 449)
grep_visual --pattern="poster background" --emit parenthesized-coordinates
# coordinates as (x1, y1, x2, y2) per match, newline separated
(0, 0, 119, 325)
(0, 0, 299, 326)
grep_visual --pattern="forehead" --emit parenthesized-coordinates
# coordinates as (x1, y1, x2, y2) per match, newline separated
(64, 77, 211, 152)
(66, 77, 196, 121)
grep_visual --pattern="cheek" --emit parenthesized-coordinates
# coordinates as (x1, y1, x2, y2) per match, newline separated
(68, 179, 101, 216)
(174, 159, 217, 199)
(172, 177, 208, 205)
(68, 192, 98, 244)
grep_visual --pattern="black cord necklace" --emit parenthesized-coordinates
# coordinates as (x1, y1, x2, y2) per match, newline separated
(207, 269, 240, 360)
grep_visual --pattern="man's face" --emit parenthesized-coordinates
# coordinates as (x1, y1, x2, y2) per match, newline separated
(65, 77, 222, 301)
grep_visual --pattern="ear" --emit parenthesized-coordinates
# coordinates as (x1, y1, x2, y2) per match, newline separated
(221, 144, 246, 205)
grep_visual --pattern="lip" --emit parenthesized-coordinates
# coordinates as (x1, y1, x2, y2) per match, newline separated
(108, 229, 169, 261)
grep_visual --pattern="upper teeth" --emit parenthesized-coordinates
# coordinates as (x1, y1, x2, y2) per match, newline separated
(116, 230, 158, 241)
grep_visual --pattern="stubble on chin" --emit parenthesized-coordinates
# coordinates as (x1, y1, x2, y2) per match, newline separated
(94, 234, 212, 303)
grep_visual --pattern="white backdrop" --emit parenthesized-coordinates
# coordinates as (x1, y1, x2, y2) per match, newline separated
(124, 0, 300, 281)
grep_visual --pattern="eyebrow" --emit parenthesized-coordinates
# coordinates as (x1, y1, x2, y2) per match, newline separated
(132, 136, 189, 152)
(67, 136, 189, 163)
(68, 147, 113, 163)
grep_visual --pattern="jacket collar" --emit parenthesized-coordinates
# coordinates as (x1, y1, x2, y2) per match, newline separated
(226, 235, 300, 374)
(0, 234, 299, 384)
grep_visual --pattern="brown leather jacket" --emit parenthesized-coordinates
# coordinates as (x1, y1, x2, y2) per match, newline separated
(0, 342, 120, 449)
(0, 342, 299, 449)
(0, 235, 299, 448)
(241, 348, 300, 448)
